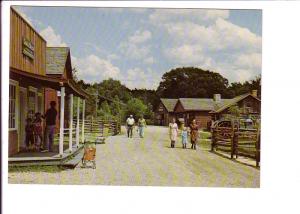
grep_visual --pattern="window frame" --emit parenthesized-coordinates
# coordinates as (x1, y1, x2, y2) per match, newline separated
(9, 80, 19, 131)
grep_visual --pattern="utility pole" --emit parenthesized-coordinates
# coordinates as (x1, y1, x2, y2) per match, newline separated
(95, 91, 99, 119)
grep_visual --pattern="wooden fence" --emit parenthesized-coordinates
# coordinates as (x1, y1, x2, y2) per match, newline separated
(74, 119, 121, 137)
(211, 127, 260, 167)
(61, 119, 121, 137)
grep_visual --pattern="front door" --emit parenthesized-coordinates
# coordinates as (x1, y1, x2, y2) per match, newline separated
(19, 87, 27, 149)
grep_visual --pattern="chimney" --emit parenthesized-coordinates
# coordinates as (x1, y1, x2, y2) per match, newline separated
(251, 90, 258, 98)
(213, 94, 221, 102)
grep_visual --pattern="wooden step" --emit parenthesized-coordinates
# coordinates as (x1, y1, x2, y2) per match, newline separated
(61, 149, 84, 169)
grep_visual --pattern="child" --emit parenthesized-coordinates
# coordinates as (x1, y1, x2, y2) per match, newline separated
(181, 127, 188, 149)
(25, 118, 35, 151)
(33, 112, 43, 151)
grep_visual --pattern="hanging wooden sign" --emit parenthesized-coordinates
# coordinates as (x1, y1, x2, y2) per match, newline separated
(22, 37, 34, 59)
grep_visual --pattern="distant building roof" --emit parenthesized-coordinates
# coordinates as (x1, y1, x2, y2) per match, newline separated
(160, 98, 178, 112)
(212, 93, 261, 113)
(162, 93, 261, 113)
(178, 98, 232, 111)
(46, 47, 70, 75)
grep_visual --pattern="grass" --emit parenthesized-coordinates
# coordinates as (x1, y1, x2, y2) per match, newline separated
(9, 165, 62, 173)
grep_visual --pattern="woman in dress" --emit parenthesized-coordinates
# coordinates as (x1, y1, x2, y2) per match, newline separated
(190, 119, 199, 150)
(169, 118, 178, 148)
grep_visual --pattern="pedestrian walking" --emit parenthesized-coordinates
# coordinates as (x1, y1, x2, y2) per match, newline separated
(169, 118, 178, 148)
(41, 101, 57, 152)
(138, 115, 147, 138)
(126, 115, 135, 138)
(190, 119, 199, 150)
(181, 126, 188, 149)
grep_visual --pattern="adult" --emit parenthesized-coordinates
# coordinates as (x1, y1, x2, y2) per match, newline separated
(41, 101, 57, 152)
(169, 118, 178, 148)
(126, 115, 135, 138)
(190, 119, 199, 150)
(138, 115, 147, 138)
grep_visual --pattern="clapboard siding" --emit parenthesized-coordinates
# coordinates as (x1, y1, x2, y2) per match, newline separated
(10, 8, 46, 75)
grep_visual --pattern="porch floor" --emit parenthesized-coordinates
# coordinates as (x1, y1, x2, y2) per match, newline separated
(8, 144, 83, 166)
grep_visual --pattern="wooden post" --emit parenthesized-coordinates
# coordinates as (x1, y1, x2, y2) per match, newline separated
(256, 131, 260, 167)
(76, 97, 80, 147)
(81, 99, 85, 143)
(69, 94, 73, 152)
(211, 128, 215, 152)
(232, 132, 237, 159)
(59, 87, 65, 156)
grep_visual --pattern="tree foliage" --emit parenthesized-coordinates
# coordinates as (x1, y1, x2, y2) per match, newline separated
(156, 67, 230, 98)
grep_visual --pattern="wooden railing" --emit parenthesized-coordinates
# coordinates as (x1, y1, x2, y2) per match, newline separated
(73, 119, 121, 137)
(211, 127, 260, 167)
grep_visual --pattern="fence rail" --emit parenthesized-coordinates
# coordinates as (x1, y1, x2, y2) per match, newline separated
(211, 127, 260, 167)
(73, 119, 121, 137)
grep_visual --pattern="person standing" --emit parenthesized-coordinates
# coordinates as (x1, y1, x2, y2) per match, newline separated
(25, 118, 35, 151)
(126, 115, 135, 138)
(138, 115, 147, 138)
(33, 112, 43, 151)
(42, 101, 57, 152)
(169, 118, 178, 148)
(190, 119, 199, 150)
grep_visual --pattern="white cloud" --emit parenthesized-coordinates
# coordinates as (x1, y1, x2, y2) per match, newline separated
(235, 53, 262, 70)
(143, 57, 155, 64)
(149, 9, 229, 24)
(107, 54, 120, 61)
(40, 26, 67, 47)
(159, 16, 261, 83)
(121, 67, 160, 89)
(72, 55, 120, 83)
(119, 30, 152, 60)
(129, 30, 152, 44)
(119, 43, 150, 59)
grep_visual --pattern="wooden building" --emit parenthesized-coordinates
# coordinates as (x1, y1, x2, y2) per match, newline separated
(157, 91, 261, 130)
(210, 91, 261, 121)
(45, 47, 74, 133)
(154, 98, 177, 126)
(9, 7, 88, 156)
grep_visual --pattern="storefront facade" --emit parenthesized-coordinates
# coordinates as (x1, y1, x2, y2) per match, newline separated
(9, 7, 89, 156)
(9, 7, 47, 155)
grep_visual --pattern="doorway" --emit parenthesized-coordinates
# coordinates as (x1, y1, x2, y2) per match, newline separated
(19, 87, 27, 149)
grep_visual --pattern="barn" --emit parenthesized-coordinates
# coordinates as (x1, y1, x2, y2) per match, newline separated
(154, 98, 178, 126)
(158, 91, 261, 130)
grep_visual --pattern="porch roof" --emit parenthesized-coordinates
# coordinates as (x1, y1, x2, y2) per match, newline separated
(10, 67, 90, 99)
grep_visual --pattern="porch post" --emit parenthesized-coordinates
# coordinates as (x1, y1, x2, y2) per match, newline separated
(59, 87, 65, 156)
(69, 94, 73, 152)
(81, 99, 85, 143)
(76, 97, 80, 147)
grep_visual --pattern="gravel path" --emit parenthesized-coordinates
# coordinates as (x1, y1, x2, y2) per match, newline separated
(8, 126, 260, 187)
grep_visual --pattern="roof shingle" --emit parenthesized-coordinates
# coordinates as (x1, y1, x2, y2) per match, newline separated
(160, 98, 178, 112)
(46, 47, 69, 75)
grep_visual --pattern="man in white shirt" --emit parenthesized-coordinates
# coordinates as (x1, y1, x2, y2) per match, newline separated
(126, 115, 135, 138)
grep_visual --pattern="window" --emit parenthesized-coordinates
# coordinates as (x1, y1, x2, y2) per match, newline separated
(28, 90, 36, 119)
(9, 83, 17, 129)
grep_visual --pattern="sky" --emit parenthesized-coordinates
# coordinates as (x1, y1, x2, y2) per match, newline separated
(14, 6, 262, 90)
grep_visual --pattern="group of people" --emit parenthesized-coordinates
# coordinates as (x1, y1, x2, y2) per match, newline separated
(25, 101, 57, 152)
(125, 115, 147, 138)
(169, 118, 199, 150)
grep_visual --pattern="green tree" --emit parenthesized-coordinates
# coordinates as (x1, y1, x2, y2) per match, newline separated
(125, 98, 148, 120)
(156, 67, 229, 98)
